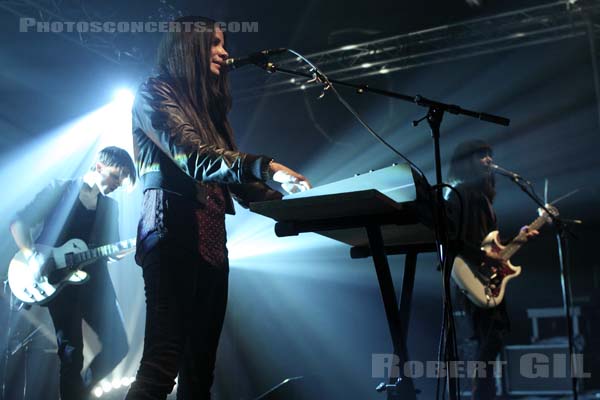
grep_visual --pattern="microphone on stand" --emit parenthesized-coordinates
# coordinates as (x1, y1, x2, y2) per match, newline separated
(225, 48, 287, 71)
(489, 163, 523, 180)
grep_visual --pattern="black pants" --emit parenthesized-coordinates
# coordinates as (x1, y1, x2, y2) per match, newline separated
(453, 286, 509, 400)
(468, 302, 509, 400)
(47, 264, 129, 400)
(125, 242, 229, 400)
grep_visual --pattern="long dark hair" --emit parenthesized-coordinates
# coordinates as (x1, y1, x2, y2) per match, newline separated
(447, 139, 496, 202)
(157, 16, 236, 150)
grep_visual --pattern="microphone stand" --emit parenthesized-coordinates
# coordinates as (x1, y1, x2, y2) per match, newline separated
(258, 62, 510, 400)
(1, 278, 12, 400)
(261, 64, 510, 126)
(498, 173, 579, 399)
(1, 280, 37, 400)
(252, 376, 304, 400)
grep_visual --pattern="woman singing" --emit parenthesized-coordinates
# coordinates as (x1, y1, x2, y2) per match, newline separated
(126, 16, 311, 400)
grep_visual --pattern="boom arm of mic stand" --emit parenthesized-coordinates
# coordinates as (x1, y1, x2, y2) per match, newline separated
(262, 63, 510, 127)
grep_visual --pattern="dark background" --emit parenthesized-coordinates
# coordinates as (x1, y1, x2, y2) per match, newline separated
(0, 0, 599, 399)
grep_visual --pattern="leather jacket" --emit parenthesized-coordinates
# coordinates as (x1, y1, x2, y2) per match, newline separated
(132, 75, 282, 259)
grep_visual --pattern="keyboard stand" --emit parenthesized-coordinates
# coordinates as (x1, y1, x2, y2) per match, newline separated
(352, 237, 436, 399)
(266, 201, 435, 399)
(251, 180, 435, 399)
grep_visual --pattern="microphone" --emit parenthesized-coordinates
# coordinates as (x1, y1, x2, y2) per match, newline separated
(489, 163, 522, 180)
(225, 48, 287, 71)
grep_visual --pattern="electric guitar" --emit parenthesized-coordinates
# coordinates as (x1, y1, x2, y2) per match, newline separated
(7, 238, 135, 305)
(451, 205, 558, 308)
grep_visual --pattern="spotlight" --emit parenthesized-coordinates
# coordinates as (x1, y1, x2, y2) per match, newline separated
(93, 387, 104, 398)
(379, 67, 390, 74)
(113, 88, 135, 109)
(111, 378, 122, 389)
(100, 380, 112, 393)
(361, 63, 372, 68)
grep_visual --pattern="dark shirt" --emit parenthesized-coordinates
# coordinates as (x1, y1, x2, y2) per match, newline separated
(446, 182, 498, 266)
(14, 179, 120, 258)
(196, 184, 227, 266)
(446, 181, 509, 335)
(136, 184, 228, 267)
(62, 198, 96, 246)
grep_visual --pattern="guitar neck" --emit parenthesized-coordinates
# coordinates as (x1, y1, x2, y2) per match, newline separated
(500, 215, 547, 259)
(71, 239, 135, 266)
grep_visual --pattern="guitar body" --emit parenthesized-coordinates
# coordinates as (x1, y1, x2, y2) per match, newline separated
(451, 230, 522, 308)
(8, 237, 135, 306)
(8, 239, 91, 305)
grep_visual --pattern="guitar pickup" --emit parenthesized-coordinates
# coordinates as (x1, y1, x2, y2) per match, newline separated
(64, 252, 75, 267)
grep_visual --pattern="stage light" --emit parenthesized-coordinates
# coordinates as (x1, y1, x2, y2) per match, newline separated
(113, 88, 135, 109)
(226, 207, 337, 266)
(361, 63, 372, 68)
(100, 380, 112, 393)
(90, 375, 136, 398)
(379, 67, 390, 74)
(90, 88, 135, 156)
(111, 377, 122, 389)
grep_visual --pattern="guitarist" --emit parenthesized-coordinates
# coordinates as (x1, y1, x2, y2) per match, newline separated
(445, 140, 538, 400)
(9, 146, 136, 400)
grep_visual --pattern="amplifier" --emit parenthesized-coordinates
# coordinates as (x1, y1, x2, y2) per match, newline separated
(504, 343, 580, 396)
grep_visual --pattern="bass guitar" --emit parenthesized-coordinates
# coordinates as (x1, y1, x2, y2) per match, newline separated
(451, 205, 557, 308)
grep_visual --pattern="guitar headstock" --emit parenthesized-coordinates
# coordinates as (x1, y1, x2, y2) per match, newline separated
(538, 204, 559, 222)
